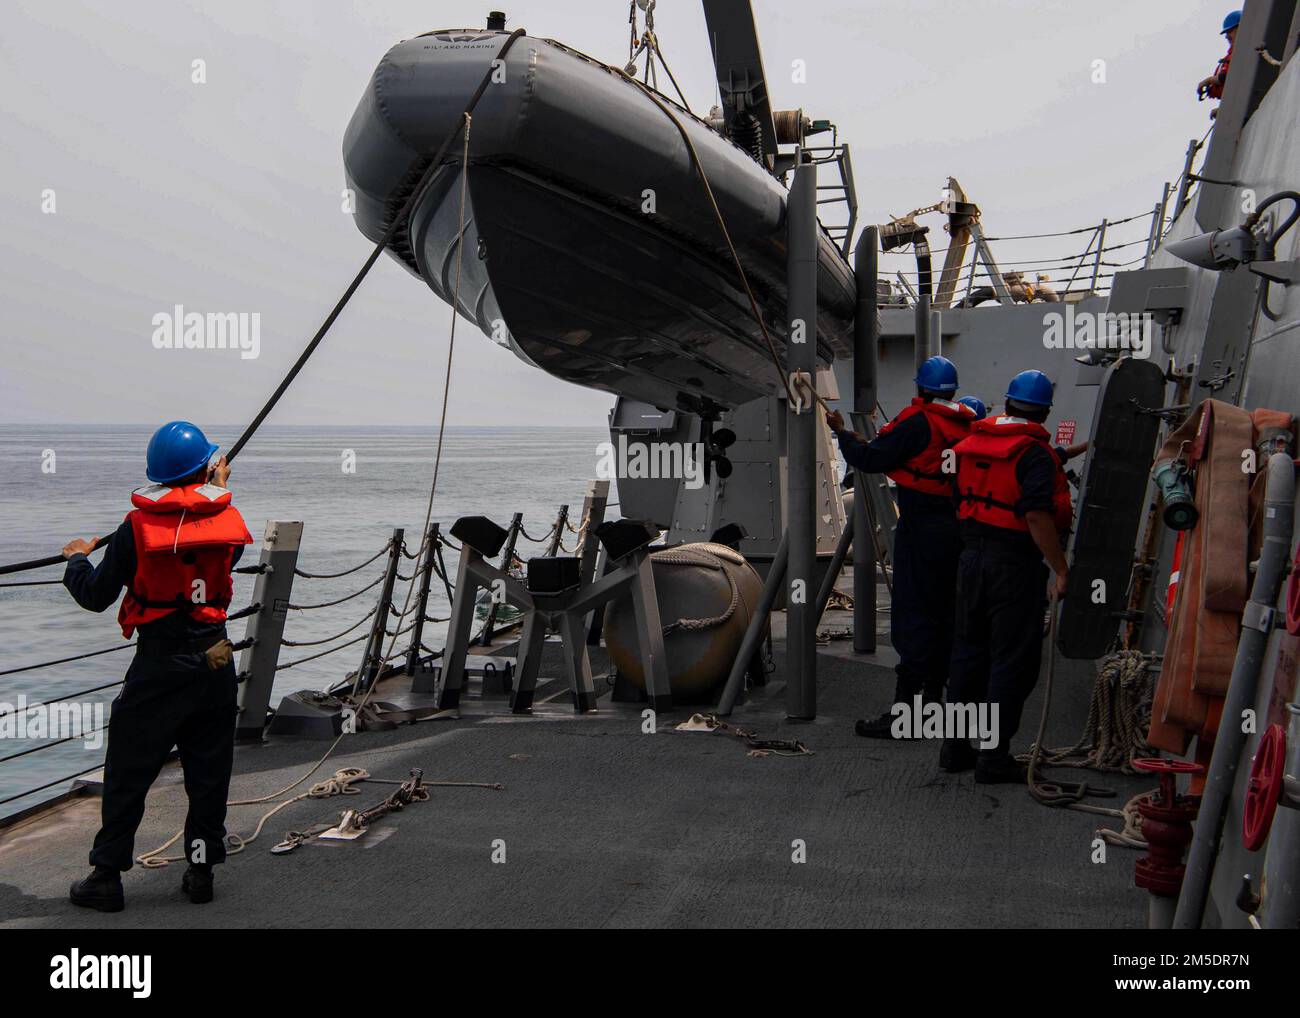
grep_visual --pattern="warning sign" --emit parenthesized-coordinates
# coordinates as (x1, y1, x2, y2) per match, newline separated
(1054, 420, 1077, 445)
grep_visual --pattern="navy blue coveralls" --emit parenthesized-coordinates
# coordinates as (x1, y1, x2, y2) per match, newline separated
(836, 414, 961, 704)
(64, 521, 243, 871)
(946, 443, 1064, 755)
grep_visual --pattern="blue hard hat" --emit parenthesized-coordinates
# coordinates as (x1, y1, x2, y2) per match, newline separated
(1221, 10, 1240, 33)
(1005, 370, 1055, 408)
(914, 355, 958, 394)
(145, 421, 220, 485)
(958, 395, 988, 420)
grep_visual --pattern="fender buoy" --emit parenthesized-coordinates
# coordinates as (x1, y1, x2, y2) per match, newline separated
(604, 542, 763, 701)
(1242, 724, 1287, 852)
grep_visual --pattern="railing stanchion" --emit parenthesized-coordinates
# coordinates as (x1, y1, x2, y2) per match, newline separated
(354, 527, 403, 692)
(1089, 219, 1108, 292)
(405, 522, 440, 675)
(477, 513, 521, 647)
(235, 520, 303, 743)
(546, 505, 569, 557)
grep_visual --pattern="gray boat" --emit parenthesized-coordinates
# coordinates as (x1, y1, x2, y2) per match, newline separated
(342, 18, 856, 413)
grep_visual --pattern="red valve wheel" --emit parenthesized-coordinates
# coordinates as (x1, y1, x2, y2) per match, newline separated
(1288, 545, 1300, 635)
(1132, 757, 1204, 807)
(1132, 758, 1203, 774)
(1243, 724, 1287, 852)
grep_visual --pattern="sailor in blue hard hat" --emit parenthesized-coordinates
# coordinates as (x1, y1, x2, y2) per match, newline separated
(1197, 10, 1240, 109)
(826, 355, 977, 740)
(61, 421, 252, 912)
(941, 371, 1088, 782)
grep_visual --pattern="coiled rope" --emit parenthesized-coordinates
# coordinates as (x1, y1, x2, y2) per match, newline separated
(294, 542, 392, 579)
(1022, 607, 1153, 848)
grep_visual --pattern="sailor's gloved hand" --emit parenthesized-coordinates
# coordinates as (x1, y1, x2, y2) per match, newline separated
(62, 537, 100, 559)
(208, 455, 231, 488)
(825, 409, 845, 432)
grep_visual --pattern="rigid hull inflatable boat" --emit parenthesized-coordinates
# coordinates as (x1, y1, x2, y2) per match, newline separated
(342, 27, 855, 412)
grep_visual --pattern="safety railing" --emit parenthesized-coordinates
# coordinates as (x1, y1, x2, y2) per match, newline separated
(0, 500, 581, 820)
(876, 124, 1218, 310)
(880, 207, 1160, 308)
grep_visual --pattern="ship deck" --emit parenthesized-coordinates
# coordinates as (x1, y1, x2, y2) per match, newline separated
(0, 604, 1155, 930)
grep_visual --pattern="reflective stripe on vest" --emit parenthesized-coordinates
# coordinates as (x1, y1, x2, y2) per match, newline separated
(117, 483, 253, 638)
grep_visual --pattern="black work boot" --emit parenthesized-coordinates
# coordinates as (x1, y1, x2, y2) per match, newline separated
(939, 738, 977, 772)
(854, 709, 908, 739)
(975, 750, 1028, 784)
(70, 865, 124, 912)
(181, 864, 214, 904)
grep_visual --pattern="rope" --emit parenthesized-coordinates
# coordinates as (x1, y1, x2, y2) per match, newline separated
(137, 767, 371, 868)
(617, 69, 801, 408)
(0, 679, 124, 721)
(294, 543, 391, 579)
(654, 548, 739, 634)
(275, 631, 373, 670)
(982, 209, 1154, 242)
(0, 29, 528, 580)
(679, 713, 812, 758)
(1022, 606, 1142, 841)
(0, 642, 134, 678)
(0, 762, 104, 808)
(279, 606, 377, 647)
(287, 572, 385, 611)
(517, 524, 555, 544)
(1034, 650, 1156, 773)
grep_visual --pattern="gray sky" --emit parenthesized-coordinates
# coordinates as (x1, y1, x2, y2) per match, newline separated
(1, 0, 1229, 426)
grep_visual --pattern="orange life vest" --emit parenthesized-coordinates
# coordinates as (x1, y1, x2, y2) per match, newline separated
(877, 397, 976, 496)
(1208, 43, 1233, 99)
(117, 483, 253, 638)
(954, 416, 1073, 533)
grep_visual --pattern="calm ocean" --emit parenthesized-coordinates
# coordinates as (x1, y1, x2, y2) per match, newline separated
(0, 424, 612, 816)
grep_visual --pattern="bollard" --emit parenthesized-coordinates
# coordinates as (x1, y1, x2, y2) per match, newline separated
(235, 520, 303, 743)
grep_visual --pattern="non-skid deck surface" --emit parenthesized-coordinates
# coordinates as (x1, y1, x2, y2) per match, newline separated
(0, 627, 1153, 929)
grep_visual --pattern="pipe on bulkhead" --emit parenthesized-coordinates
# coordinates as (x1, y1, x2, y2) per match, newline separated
(852, 228, 879, 654)
(785, 155, 819, 720)
(1173, 452, 1296, 928)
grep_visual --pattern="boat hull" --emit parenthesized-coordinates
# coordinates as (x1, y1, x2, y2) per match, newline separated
(343, 29, 855, 410)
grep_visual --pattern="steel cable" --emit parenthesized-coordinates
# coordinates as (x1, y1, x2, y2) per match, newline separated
(287, 573, 385, 611)
(279, 606, 377, 647)
(293, 543, 391, 579)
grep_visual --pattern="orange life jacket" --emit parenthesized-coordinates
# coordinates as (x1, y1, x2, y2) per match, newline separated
(954, 416, 1073, 533)
(877, 397, 976, 496)
(117, 483, 253, 638)
(1208, 43, 1232, 99)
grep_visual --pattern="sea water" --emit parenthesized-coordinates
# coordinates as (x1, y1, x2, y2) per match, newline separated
(0, 424, 610, 816)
